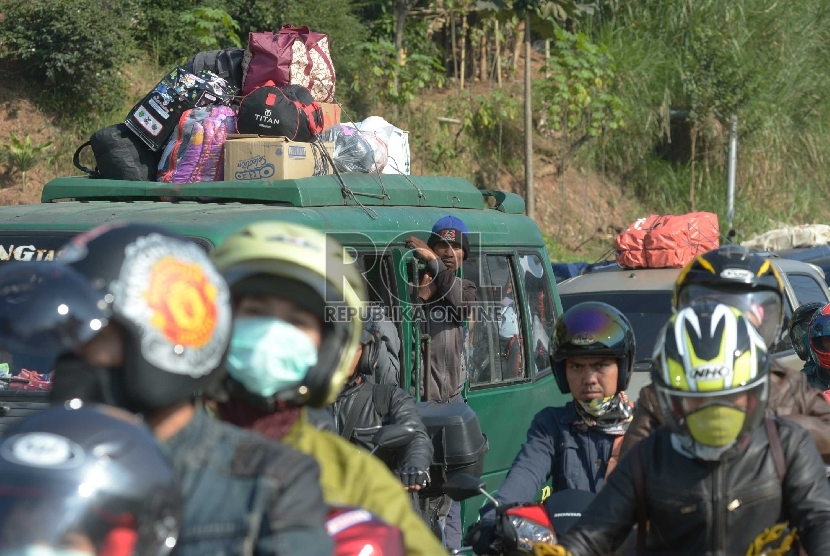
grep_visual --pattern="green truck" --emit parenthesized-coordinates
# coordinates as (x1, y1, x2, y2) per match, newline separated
(0, 173, 568, 529)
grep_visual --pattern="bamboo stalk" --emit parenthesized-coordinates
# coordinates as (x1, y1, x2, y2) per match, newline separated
(460, 12, 468, 90)
(495, 19, 502, 87)
(480, 25, 488, 82)
(451, 11, 458, 81)
(545, 39, 550, 78)
(512, 18, 524, 77)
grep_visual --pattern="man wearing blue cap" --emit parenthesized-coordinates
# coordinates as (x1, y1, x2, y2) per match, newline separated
(406, 215, 477, 550)
(406, 215, 477, 403)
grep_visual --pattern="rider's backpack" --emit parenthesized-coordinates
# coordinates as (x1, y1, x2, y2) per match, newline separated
(73, 123, 160, 181)
(183, 49, 245, 94)
(157, 106, 236, 184)
(236, 83, 324, 141)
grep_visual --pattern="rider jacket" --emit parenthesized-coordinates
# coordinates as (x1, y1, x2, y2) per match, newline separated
(803, 360, 830, 391)
(621, 362, 830, 461)
(480, 403, 617, 521)
(331, 380, 433, 473)
(164, 406, 333, 556)
(559, 419, 830, 556)
(418, 258, 477, 402)
(283, 411, 448, 556)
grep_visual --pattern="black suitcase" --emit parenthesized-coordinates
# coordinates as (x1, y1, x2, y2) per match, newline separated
(416, 401, 489, 496)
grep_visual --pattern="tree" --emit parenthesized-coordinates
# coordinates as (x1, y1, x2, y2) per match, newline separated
(492, 0, 595, 220)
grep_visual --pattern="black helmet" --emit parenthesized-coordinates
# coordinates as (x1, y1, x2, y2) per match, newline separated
(790, 302, 824, 361)
(550, 302, 635, 394)
(51, 222, 232, 414)
(673, 245, 785, 347)
(0, 404, 180, 554)
(0, 262, 109, 374)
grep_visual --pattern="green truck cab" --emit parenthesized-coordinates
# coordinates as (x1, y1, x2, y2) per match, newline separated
(0, 173, 568, 529)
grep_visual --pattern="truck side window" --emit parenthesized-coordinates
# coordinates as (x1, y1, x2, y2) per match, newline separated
(788, 273, 828, 306)
(519, 253, 555, 378)
(468, 255, 527, 387)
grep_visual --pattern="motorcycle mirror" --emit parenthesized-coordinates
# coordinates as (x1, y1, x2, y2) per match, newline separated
(633, 359, 657, 374)
(372, 424, 416, 451)
(442, 473, 487, 502)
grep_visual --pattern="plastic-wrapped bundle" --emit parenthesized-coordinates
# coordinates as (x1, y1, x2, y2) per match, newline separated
(319, 124, 378, 173)
(341, 122, 388, 173)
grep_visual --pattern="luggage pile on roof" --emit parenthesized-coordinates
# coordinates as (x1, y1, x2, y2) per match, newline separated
(741, 224, 830, 252)
(614, 212, 720, 269)
(73, 26, 411, 188)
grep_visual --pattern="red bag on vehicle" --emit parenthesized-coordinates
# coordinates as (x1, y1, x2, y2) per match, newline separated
(615, 212, 719, 269)
(614, 215, 667, 269)
(644, 212, 720, 268)
(241, 26, 336, 102)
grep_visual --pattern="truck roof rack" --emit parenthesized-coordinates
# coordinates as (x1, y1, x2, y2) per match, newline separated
(41, 174, 527, 214)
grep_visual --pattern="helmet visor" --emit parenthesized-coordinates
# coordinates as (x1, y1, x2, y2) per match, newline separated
(0, 485, 138, 555)
(809, 313, 830, 368)
(677, 285, 782, 346)
(553, 303, 630, 361)
(0, 263, 108, 358)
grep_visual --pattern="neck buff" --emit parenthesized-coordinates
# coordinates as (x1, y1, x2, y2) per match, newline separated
(572, 392, 634, 435)
(216, 400, 302, 441)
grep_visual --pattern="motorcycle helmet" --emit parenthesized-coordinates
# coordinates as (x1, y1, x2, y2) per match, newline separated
(550, 302, 635, 394)
(0, 262, 109, 369)
(653, 300, 770, 461)
(790, 302, 824, 362)
(52, 222, 233, 414)
(673, 245, 784, 348)
(212, 221, 365, 408)
(808, 303, 830, 369)
(0, 404, 181, 555)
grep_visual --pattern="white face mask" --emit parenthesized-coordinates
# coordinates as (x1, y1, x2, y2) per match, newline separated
(225, 317, 319, 397)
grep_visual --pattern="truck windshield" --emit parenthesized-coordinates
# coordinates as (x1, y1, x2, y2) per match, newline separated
(560, 291, 673, 360)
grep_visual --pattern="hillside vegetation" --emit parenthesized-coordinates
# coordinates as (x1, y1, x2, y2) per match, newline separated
(0, 0, 827, 262)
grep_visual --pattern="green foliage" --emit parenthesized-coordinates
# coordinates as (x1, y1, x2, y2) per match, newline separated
(583, 0, 830, 234)
(2, 133, 52, 189)
(0, 0, 136, 114)
(537, 29, 626, 145)
(352, 40, 445, 107)
(180, 7, 242, 50)
(679, 25, 757, 123)
(456, 91, 521, 133)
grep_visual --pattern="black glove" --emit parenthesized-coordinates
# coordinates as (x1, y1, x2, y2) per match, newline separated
(395, 467, 430, 489)
(465, 519, 497, 555)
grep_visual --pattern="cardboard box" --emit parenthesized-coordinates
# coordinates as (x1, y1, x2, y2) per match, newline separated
(225, 135, 334, 181)
(320, 103, 341, 131)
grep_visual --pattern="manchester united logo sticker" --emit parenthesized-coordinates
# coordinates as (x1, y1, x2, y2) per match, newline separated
(145, 256, 219, 348)
(113, 234, 231, 378)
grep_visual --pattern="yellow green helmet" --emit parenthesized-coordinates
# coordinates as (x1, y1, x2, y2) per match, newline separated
(652, 299, 770, 460)
(212, 221, 366, 408)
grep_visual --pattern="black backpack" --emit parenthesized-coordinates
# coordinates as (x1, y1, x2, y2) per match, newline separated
(73, 123, 160, 181)
(236, 84, 323, 141)
(183, 49, 245, 94)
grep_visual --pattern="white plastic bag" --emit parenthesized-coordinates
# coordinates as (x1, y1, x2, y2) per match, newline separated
(357, 117, 410, 175)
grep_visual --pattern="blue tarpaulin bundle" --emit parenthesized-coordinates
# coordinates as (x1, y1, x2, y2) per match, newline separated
(552, 262, 589, 283)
